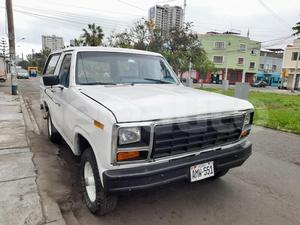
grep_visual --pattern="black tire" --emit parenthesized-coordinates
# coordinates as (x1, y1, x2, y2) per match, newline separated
(47, 113, 62, 144)
(212, 169, 229, 178)
(80, 148, 118, 216)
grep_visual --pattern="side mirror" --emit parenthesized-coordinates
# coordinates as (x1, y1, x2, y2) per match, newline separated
(43, 75, 59, 86)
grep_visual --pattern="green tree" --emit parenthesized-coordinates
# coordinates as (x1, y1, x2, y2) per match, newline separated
(107, 19, 214, 78)
(17, 60, 29, 69)
(73, 38, 83, 46)
(130, 19, 149, 50)
(27, 48, 51, 72)
(107, 30, 133, 48)
(81, 24, 104, 46)
(161, 23, 215, 78)
(147, 28, 164, 52)
(292, 22, 300, 36)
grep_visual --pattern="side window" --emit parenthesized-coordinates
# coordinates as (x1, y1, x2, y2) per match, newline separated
(44, 54, 60, 75)
(58, 54, 72, 87)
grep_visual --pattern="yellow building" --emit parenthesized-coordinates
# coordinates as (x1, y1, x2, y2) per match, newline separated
(282, 38, 300, 90)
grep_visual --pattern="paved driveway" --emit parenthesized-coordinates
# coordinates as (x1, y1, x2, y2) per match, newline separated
(18, 77, 300, 225)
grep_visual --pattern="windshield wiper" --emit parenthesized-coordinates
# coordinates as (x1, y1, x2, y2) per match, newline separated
(143, 78, 174, 84)
(80, 82, 117, 85)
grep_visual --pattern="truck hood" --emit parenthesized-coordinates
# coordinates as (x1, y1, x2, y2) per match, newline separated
(79, 84, 253, 123)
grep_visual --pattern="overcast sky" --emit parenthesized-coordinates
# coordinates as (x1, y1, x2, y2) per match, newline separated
(0, 0, 299, 57)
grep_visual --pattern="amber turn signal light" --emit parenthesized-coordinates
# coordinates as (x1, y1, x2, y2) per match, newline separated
(117, 151, 140, 161)
(94, 120, 104, 129)
(241, 130, 250, 137)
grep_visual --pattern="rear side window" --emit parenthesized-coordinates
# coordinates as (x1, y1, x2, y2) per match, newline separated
(43, 54, 61, 75)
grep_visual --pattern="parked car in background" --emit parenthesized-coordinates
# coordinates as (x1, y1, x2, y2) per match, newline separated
(180, 78, 198, 83)
(251, 80, 267, 88)
(41, 47, 254, 215)
(278, 78, 288, 89)
(17, 68, 29, 79)
(0, 56, 7, 82)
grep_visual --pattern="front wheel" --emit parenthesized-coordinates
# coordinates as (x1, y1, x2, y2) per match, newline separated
(80, 148, 118, 216)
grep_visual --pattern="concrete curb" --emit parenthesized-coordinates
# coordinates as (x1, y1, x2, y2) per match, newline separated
(63, 211, 81, 225)
(20, 94, 40, 135)
(19, 93, 67, 225)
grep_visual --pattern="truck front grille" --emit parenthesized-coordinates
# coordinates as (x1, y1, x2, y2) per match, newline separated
(152, 115, 244, 159)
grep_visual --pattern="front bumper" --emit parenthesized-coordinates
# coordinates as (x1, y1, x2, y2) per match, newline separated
(103, 141, 252, 193)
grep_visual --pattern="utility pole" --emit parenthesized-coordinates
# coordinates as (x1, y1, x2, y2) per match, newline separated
(6, 0, 18, 95)
(188, 58, 192, 87)
(223, 40, 230, 90)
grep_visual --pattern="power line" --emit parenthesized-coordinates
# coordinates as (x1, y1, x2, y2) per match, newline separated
(0, 1, 7, 36)
(116, 0, 147, 12)
(16, 1, 145, 18)
(262, 36, 294, 48)
(257, 0, 290, 26)
(0, 5, 132, 32)
(17, 7, 131, 28)
(261, 35, 292, 43)
(157, 0, 177, 4)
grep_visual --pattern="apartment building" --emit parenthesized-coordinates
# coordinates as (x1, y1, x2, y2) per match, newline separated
(198, 32, 261, 84)
(42, 35, 64, 52)
(256, 49, 283, 86)
(282, 38, 300, 90)
(148, 5, 183, 33)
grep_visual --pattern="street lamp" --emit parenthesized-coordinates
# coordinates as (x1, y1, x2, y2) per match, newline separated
(16, 38, 25, 61)
(17, 45, 24, 61)
(16, 37, 25, 43)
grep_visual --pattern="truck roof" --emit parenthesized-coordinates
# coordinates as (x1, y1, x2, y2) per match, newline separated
(51, 47, 162, 57)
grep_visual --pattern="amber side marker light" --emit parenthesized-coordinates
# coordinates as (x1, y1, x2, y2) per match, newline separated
(241, 130, 250, 137)
(117, 151, 140, 161)
(94, 120, 104, 129)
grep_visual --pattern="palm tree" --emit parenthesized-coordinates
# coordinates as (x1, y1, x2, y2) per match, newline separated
(292, 22, 300, 36)
(81, 24, 104, 46)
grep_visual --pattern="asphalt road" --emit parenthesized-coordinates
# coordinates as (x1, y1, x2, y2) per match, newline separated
(17, 77, 300, 225)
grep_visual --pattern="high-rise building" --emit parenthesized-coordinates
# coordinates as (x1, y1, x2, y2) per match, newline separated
(148, 5, 183, 33)
(42, 35, 64, 52)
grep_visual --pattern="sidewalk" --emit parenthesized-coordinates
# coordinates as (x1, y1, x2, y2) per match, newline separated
(0, 90, 66, 225)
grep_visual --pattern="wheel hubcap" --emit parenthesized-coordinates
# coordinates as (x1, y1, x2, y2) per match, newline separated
(84, 161, 96, 202)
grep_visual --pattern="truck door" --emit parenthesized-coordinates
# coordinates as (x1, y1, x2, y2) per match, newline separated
(42, 53, 63, 132)
(55, 53, 73, 144)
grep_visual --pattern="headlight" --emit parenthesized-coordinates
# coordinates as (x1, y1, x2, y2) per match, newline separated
(244, 112, 252, 126)
(118, 127, 141, 145)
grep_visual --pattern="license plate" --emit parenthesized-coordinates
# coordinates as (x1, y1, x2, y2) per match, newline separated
(190, 161, 214, 182)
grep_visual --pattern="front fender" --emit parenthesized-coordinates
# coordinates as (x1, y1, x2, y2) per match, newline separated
(73, 126, 96, 156)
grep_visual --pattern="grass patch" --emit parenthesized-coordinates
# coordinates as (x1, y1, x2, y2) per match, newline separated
(197, 87, 300, 134)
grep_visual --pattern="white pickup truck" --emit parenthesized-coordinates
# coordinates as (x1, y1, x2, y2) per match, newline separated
(40, 47, 253, 215)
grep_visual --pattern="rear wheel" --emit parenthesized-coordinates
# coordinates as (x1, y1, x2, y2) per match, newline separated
(80, 148, 118, 216)
(47, 113, 62, 144)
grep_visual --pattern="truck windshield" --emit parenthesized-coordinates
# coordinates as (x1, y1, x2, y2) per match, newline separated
(76, 52, 178, 85)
